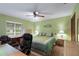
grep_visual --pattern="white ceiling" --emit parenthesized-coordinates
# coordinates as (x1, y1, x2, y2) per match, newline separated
(0, 3, 76, 22)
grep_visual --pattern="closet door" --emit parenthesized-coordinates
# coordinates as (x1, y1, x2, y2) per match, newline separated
(77, 16, 79, 42)
(71, 13, 76, 41)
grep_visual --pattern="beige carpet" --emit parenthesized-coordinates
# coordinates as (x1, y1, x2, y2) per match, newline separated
(64, 41, 79, 56)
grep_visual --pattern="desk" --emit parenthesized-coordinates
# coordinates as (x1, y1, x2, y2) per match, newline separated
(0, 44, 26, 56)
(11, 37, 22, 47)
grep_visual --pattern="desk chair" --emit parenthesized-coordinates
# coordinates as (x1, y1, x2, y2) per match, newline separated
(20, 33, 32, 55)
(0, 35, 11, 45)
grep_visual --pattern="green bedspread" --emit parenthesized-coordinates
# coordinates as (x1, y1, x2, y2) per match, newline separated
(32, 36, 56, 55)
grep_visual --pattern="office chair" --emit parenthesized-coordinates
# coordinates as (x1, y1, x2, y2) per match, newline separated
(20, 33, 33, 55)
(0, 35, 11, 45)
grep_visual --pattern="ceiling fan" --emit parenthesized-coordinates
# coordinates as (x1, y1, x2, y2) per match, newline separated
(25, 11, 45, 18)
(25, 4, 45, 18)
(33, 11, 45, 17)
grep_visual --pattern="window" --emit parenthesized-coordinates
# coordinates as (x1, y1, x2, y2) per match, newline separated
(6, 21, 25, 37)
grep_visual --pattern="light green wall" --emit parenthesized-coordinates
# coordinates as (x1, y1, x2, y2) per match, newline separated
(74, 4, 79, 13)
(0, 13, 72, 40)
(35, 16, 71, 33)
(35, 16, 72, 40)
(0, 14, 35, 35)
(74, 4, 79, 41)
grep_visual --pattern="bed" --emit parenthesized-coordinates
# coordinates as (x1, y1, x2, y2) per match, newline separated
(32, 36, 56, 55)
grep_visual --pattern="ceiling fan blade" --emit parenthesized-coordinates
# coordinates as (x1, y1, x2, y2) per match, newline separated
(39, 11, 53, 15)
(24, 12, 33, 16)
(36, 14, 45, 17)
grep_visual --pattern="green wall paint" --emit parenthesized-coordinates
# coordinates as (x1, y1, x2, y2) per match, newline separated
(74, 4, 79, 13)
(34, 16, 72, 40)
(0, 14, 35, 35)
(0, 14, 72, 40)
(74, 4, 79, 41)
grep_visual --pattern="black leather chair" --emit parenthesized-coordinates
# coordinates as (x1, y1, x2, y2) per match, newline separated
(0, 35, 11, 45)
(20, 33, 32, 55)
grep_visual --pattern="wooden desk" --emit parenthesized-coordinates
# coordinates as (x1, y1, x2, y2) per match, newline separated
(0, 44, 26, 56)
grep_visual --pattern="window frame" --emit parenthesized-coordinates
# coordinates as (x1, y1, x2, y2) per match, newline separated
(6, 21, 25, 38)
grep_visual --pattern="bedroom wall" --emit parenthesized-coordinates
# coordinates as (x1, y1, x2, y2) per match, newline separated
(0, 14, 35, 36)
(35, 16, 72, 40)
(74, 3, 79, 41)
